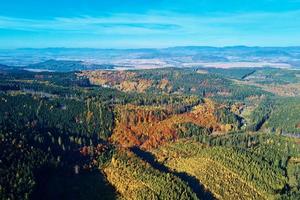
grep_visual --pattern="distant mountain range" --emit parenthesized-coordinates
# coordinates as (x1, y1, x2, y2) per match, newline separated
(0, 59, 115, 72)
(26, 60, 115, 72)
(0, 46, 300, 70)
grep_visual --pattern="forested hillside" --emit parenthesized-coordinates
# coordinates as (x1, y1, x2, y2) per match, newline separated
(0, 67, 299, 200)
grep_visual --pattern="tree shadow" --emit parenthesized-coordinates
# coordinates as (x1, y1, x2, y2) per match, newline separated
(131, 147, 215, 200)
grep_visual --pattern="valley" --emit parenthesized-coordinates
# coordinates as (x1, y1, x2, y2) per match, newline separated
(0, 65, 300, 200)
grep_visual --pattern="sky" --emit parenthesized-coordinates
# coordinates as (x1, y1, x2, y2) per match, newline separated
(1, 0, 300, 48)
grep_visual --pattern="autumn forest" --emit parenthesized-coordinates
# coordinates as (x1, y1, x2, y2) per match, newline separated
(1, 66, 300, 200)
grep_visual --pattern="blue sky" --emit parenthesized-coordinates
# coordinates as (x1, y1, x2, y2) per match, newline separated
(1, 0, 300, 48)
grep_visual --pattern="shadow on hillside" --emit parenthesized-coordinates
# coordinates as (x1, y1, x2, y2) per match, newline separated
(32, 167, 118, 200)
(131, 147, 215, 200)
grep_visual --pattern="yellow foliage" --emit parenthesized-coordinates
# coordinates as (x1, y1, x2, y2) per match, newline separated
(86, 111, 93, 123)
(166, 157, 265, 200)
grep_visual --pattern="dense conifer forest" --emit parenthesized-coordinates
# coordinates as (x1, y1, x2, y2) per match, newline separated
(0, 67, 300, 200)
